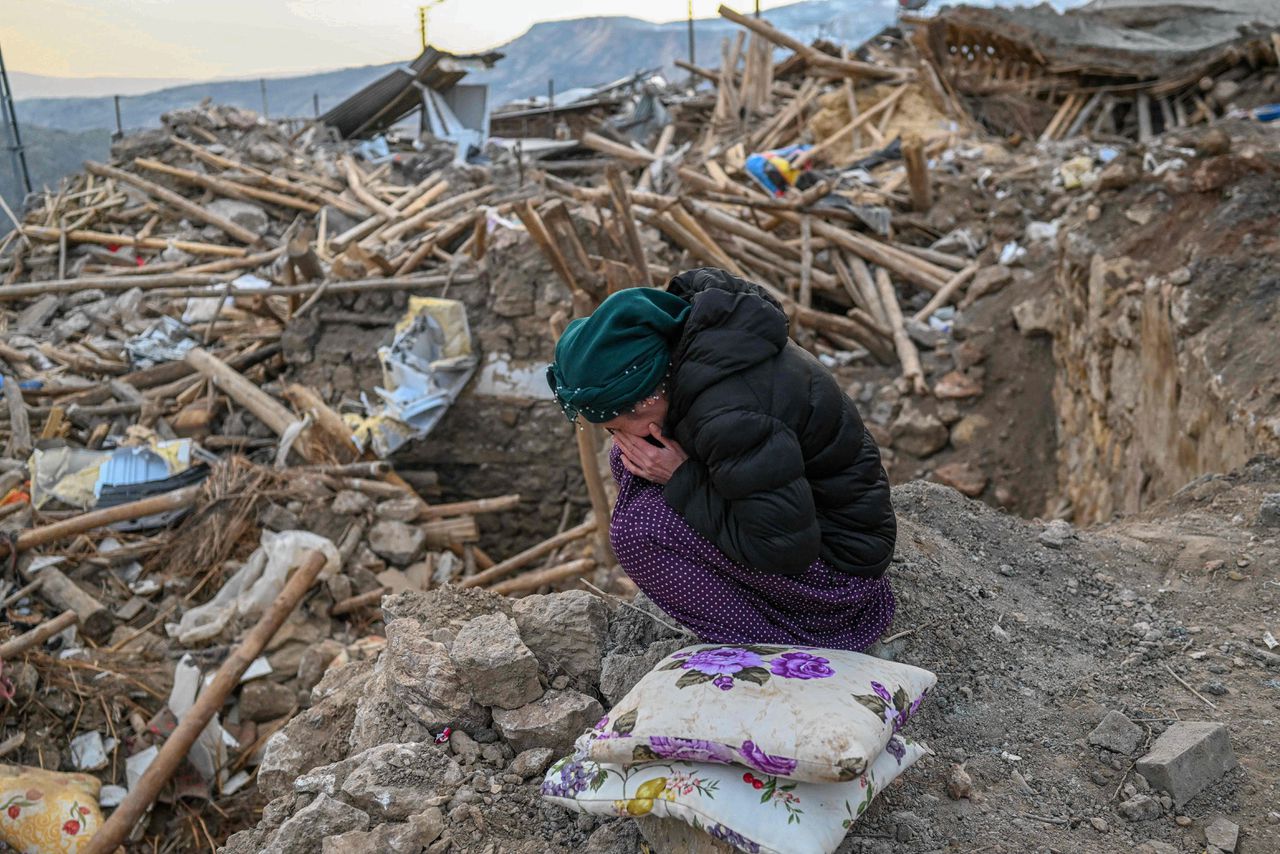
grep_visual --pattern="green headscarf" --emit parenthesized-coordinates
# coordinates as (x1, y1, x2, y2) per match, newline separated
(547, 287, 690, 423)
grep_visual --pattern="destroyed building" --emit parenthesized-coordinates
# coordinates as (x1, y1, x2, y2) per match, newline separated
(0, 1, 1279, 852)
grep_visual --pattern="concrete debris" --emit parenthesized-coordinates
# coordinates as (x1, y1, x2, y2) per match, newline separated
(450, 613, 544, 710)
(1135, 721, 1238, 809)
(1088, 710, 1143, 756)
(1205, 816, 1240, 853)
(491, 689, 604, 755)
(1117, 794, 1163, 822)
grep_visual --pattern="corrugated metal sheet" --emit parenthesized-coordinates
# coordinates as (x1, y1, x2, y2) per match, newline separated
(320, 47, 501, 139)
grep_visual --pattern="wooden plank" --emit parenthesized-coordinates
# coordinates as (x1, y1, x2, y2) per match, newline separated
(605, 167, 651, 287)
(83, 160, 260, 244)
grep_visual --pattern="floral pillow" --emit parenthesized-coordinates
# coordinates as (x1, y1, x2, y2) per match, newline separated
(588, 643, 935, 783)
(543, 729, 930, 854)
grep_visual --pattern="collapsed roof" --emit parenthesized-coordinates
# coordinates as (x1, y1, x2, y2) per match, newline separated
(320, 46, 503, 139)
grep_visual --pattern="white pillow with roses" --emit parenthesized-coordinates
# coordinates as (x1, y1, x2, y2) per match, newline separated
(543, 728, 931, 854)
(587, 643, 936, 783)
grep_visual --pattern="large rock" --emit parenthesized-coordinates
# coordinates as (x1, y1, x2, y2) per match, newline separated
(257, 661, 374, 800)
(381, 586, 512, 632)
(492, 689, 603, 754)
(513, 590, 609, 689)
(348, 618, 488, 753)
(1116, 794, 1161, 822)
(599, 639, 688, 706)
(1135, 721, 1237, 808)
(949, 414, 990, 448)
(1012, 295, 1059, 336)
(240, 680, 295, 722)
(450, 613, 543, 710)
(207, 198, 270, 236)
(321, 808, 444, 854)
(1088, 710, 1143, 755)
(261, 793, 369, 854)
(368, 520, 427, 566)
(932, 462, 988, 498)
(891, 402, 949, 458)
(339, 741, 465, 820)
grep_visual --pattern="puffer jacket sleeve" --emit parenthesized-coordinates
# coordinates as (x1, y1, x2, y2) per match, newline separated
(662, 407, 821, 576)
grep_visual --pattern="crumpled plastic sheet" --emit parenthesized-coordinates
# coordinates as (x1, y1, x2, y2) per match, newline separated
(169, 530, 340, 645)
(124, 315, 198, 368)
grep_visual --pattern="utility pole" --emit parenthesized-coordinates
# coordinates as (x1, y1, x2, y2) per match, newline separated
(112, 95, 123, 140)
(686, 0, 696, 89)
(755, 1, 761, 18)
(313, 93, 320, 117)
(418, 1, 446, 51)
(259, 78, 268, 118)
(0, 42, 32, 200)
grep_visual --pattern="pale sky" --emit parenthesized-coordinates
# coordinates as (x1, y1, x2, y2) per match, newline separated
(4, 0, 797, 79)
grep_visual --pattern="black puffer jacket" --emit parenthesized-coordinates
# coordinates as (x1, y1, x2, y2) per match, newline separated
(662, 268, 896, 577)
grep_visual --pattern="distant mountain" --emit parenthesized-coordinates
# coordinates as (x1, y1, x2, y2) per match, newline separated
(8, 72, 197, 100)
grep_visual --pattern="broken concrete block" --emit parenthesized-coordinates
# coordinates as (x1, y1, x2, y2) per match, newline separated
(339, 741, 465, 820)
(599, 639, 688, 707)
(240, 680, 296, 723)
(1117, 794, 1161, 822)
(207, 198, 271, 236)
(890, 402, 949, 457)
(932, 462, 988, 498)
(368, 520, 427, 566)
(1088, 710, 1143, 755)
(376, 496, 422, 522)
(491, 688, 603, 754)
(1205, 816, 1239, 853)
(381, 586, 512, 631)
(332, 490, 373, 515)
(508, 747, 556, 780)
(348, 618, 488, 753)
(512, 590, 609, 689)
(1135, 721, 1237, 808)
(1038, 519, 1075, 549)
(450, 613, 543, 710)
(262, 793, 369, 854)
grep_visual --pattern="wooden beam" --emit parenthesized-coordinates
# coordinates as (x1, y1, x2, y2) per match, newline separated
(84, 160, 261, 244)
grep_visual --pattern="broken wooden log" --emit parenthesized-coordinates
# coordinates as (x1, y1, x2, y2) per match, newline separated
(84, 160, 261, 244)
(0, 610, 78, 659)
(460, 520, 597, 589)
(489, 558, 596, 596)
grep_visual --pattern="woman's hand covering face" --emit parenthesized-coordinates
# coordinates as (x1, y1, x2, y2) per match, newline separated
(612, 423, 689, 485)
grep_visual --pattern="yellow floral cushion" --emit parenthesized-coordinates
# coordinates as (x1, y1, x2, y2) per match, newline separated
(588, 643, 936, 783)
(544, 730, 929, 854)
(0, 765, 104, 854)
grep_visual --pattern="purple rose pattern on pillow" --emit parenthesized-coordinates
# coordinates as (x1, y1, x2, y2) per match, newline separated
(854, 680, 928, 764)
(659, 645, 835, 691)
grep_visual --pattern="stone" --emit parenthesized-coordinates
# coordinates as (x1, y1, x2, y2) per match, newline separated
(1135, 843, 1179, 854)
(1098, 159, 1140, 191)
(332, 490, 373, 515)
(297, 639, 345, 693)
(376, 496, 422, 522)
(512, 590, 609, 688)
(492, 689, 603, 754)
(240, 680, 296, 723)
(207, 198, 270, 236)
(1038, 519, 1075, 549)
(376, 568, 417, 595)
(450, 613, 543, 710)
(1135, 721, 1237, 808)
(1195, 127, 1232, 157)
(1117, 794, 1161, 822)
(322, 808, 445, 854)
(1012, 295, 1058, 336)
(508, 747, 556, 780)
(584, 820, 643, 854)
(348, 619, 488, 753)
(949, 414, 991, 449)
(449, 729, 481, 765)
(1089, 817, 1109, 832)
(932, 462, 988, 498)
(1088, 710, 1143, 755)
(339, 741, 466, 820)
(368, 520, 427, 566)
(261, 793, 369, 854)
(1205, 816, 1239, 852)
(890, 402, 949, 457)
(381, 586, 512, 631)
(258, 661, 375, 800)
(933, 371, 983, 400)
(1259, 493, 1280, 527)
(945, 764, 972, 800)
(599, 639, 688, 706)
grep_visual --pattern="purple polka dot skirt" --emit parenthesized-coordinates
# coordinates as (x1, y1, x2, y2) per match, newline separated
(608, 446, 895, 652)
